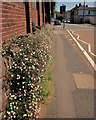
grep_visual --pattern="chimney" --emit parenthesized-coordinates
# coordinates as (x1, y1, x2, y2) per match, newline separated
(79, 3, 81, 6)
(75, 4, 78, 7)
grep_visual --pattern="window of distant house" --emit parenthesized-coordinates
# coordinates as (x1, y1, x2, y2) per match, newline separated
(32, 2, 36, 9)
(88, 10, 90, 14)
(77, 10, 78, 15)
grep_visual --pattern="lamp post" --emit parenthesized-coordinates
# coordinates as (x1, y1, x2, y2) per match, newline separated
(83, 0, 85, 23)
(63, 12, 65, 19)
(63, 12, 65, 29)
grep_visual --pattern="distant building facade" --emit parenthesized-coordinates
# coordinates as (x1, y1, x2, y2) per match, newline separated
(55, 4, 66, 21)
(70, 3, 96, 24)
(56, 12, 63, 21)
(60, 4, 66, 14)
(65, 10, 71, 22)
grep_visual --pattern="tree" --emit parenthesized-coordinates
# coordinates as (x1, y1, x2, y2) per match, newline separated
(51, 2, 56, 18)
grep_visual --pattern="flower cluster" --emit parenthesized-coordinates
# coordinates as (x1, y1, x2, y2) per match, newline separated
(2, 24, 53, 119)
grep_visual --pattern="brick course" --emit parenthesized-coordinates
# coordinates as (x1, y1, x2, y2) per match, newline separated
(1, 2, 45, 43)
(2, 2, 27, 43)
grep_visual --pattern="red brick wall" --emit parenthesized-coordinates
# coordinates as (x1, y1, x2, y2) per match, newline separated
(39, 3, 43, 26)
(0, 3, 2, 119)
(29, 2, 33, 33)
(29, 2, 38, 27)
(1, 2, 45, 118)
(35, 1, 46, 26)
(1, 2, 45, 43)
(32, 9, 38, 26)
(2, 2, 27, 44)
(0, 3, 2, 44)
(36, 2, 44, 27)
(40, 13, 43, 26)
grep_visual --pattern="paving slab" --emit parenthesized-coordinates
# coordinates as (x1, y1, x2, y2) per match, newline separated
(73, 73, 94, 89)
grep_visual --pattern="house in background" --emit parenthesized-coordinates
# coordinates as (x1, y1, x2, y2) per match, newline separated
(89, 7, 96, 24)
(65, 10, 71, 22)
(56, 12, 63, 21)
(70, 3, 96, 24)
(55, 4, 66, 22)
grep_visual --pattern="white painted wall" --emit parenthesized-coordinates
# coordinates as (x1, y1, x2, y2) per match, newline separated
(74, 9, 95, 16)
(74, 8, 96, 24)
(89, 16, 96, 24)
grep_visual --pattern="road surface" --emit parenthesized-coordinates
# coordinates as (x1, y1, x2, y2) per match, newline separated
(39, 24, 95, 118)
(66, 24, 96, 63)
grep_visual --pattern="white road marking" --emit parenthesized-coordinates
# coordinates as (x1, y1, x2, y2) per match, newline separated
(67, 30, 96, 71)
(70, 30, 96, 57)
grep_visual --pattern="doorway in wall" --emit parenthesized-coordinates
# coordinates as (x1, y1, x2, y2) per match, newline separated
(42, 2, 44, 24)
(80, 18, 83, 23)
(24, 2, 31, 33)
(36, 2, 40, 26)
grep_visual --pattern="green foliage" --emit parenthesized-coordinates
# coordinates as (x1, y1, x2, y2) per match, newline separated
(51, 2, 56, 17)
(2, 25, 53, 120)
(40, 62, 52, 101)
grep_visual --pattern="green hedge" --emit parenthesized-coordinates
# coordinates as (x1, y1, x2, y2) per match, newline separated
(2, 24, 53, 120)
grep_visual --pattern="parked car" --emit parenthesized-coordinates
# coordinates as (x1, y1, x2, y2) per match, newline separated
(54, 19, 61, 25)
(64, 20, 66, 23)
(67, 20, 70, 23)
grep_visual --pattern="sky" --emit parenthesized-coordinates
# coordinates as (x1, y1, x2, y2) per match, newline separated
(56, 1, 95, 11)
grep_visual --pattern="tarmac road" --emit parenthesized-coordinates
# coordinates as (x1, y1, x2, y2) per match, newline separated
(66, 24, 96, 59)
(39, 24, 95, 119)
